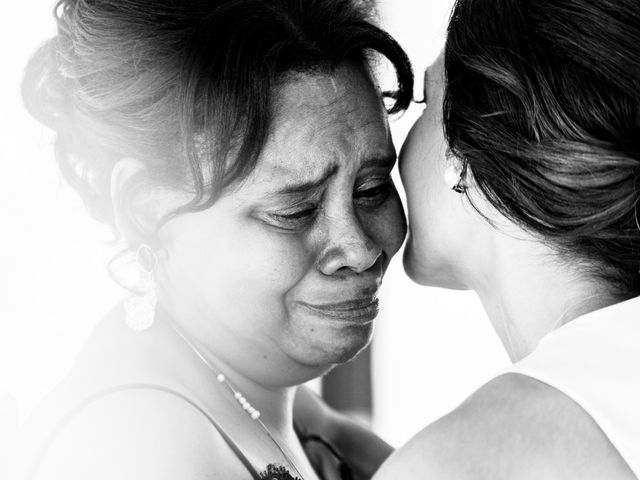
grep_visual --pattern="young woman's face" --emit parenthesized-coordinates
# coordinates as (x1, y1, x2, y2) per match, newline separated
(399, 55, 479, 289)
(158, 64, 406, 386)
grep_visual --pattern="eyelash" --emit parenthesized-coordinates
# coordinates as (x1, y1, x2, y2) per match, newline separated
(272, 205, 318, 222)
(354, 178, 393, 207)
(269, 178, 393, 229)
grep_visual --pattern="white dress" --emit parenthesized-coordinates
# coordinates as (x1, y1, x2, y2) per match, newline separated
(502, 296, 640, 477)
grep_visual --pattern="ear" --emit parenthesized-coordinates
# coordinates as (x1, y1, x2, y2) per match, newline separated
(110, 157, 156, 247)
(442, 157, 465, 190)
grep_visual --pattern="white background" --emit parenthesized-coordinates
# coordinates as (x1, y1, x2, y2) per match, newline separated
(0, 0, 509, 451)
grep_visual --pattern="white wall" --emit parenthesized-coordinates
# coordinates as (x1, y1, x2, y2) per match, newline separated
(0, 0, 510, 447)
(0, 1, 126, 422)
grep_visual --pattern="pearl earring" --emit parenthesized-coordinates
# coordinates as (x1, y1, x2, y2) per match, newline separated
(124, 244, 157, 332)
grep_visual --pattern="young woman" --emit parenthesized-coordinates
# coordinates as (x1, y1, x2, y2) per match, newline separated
(376, 0, 640, 478)
(12, 1, 413, 479)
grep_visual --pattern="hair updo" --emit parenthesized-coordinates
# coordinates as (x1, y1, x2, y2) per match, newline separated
(23, 0, 413, 246)
(444, 0, 640, 296)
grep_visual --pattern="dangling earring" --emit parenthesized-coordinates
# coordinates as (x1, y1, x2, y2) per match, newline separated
(124, 244, 158, 332)
(452, 160, 468, 194)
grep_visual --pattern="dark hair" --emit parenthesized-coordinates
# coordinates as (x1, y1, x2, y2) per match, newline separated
(23, 0, 413, 246)
(444, 0, 640, 296)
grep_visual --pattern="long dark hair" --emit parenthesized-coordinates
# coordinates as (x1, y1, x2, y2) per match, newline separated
(23, 0, 413, 246)
(444, 0, 640, 296)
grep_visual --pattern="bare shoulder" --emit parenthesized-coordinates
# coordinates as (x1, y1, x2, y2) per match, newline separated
(33, 388, 251, 480)
(374, 374, 635, 480)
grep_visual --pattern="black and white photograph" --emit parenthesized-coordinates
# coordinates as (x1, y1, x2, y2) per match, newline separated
(1, 0, 639, 478)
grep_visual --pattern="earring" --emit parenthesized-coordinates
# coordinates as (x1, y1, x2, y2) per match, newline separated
(124, 244, 157, 332)
(451, 160, 468, 194)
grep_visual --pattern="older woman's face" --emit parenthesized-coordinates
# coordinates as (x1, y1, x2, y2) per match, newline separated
(158, 64, 406, 386)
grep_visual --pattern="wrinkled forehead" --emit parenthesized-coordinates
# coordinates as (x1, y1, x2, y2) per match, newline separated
(244, 65, 393, 187)
(271, 64, 387, 140)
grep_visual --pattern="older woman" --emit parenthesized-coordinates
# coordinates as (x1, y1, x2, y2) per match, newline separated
(12, 1, 413, 479)
(376, 0, 640, 479)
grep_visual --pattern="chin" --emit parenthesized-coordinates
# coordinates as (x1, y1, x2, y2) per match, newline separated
(289, 322, 374, 369)
(403, 238, 469, 290)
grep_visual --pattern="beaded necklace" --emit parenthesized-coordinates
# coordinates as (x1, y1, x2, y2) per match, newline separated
(170, 323, 306, 480)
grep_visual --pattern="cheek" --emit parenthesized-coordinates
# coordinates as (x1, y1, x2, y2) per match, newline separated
(400, 125, 427, 216)
(402, 119, 450, 233)
(161, 211, 312, 315)
(361, 189, 407, 263)
(400, 117, 458, 282)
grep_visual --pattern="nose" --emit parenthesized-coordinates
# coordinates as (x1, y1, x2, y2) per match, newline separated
(317, 211, 383, 276)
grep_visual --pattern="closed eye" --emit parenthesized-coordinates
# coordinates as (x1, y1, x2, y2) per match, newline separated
(268, 204, 319, 230)
(355, 178, 393, 207)
(272, 206, 318, 220)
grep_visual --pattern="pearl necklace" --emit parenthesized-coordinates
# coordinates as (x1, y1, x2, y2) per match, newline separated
(170, 323, 306, 480)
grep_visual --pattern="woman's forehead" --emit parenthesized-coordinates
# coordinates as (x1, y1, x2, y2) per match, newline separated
(272, 65, 385, 125)
(424, 53, 445, 103)
(254, 70, 391, 173)
(217, 65, 394, 203)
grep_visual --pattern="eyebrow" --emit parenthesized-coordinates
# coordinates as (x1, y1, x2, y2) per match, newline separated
(275, 163, 339, 196)
(274, 155, 395, 196)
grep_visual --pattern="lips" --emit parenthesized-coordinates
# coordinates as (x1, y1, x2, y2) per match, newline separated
(298, 296, 380, 323)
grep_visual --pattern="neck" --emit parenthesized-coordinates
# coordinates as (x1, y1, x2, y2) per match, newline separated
(158, 307, 298, 438)
(210, 352, 298, 436)
(469, 232, 618, 362)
